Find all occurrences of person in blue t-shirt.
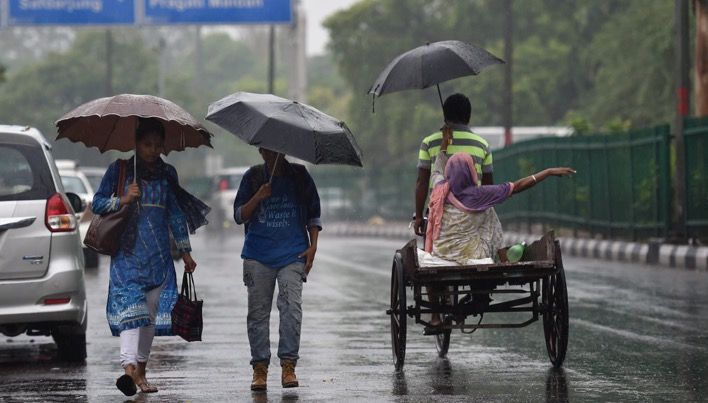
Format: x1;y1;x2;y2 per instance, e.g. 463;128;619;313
233;147;321;392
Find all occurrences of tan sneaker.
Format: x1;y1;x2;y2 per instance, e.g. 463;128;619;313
250;362;268;391
281;360;299;388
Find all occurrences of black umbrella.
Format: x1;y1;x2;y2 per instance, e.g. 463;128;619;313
367;40;504;109
206;92;363;167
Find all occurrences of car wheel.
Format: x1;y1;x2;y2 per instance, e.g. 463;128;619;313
83;248;99;269
52;326;87;362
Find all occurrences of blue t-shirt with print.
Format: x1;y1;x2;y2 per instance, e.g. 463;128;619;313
233;165;320;269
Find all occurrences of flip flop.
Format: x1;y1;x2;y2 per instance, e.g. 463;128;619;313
137;381;159;393
115;374;137;396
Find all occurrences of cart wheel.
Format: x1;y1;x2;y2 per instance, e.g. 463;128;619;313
390;253;407;371
542;243;569;368
435;316;452;358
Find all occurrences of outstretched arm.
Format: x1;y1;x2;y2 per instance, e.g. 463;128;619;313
512;168;576;195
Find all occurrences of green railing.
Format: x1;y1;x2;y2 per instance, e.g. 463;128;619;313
683;117;708;240
493;125;672;241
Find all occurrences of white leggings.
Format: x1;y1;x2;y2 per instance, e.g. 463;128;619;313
120;283;164;368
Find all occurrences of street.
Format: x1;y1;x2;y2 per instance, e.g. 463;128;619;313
1;231;707;402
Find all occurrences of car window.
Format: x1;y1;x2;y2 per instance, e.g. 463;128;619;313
61;175;88;194
0;144;54;201
85;174;102;192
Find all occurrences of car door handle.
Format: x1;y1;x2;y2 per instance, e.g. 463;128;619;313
23;256;44;265
0;217;36;231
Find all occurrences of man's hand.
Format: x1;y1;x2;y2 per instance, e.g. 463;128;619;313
182;252;197;273
254;183;272;202
298;245;317;274
441;124;453;152
414;215;425;236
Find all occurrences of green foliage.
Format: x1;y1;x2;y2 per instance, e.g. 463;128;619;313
324;0;671;176
577;0;675;128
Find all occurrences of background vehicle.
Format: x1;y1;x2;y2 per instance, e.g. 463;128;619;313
56;160;98;269
210;167;249;231
0;125;88;362
78;166;106;195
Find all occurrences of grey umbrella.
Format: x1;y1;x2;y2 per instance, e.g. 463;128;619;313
206;92;363;167
367;40;504;108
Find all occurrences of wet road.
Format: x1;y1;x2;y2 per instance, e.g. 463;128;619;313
1;232;707;402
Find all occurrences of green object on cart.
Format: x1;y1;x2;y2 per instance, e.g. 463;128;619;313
507;242;526;263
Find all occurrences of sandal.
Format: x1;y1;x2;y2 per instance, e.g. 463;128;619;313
137;381;159;393
115;374;137;396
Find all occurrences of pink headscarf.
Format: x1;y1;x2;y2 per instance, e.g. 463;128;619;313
424;153;514;252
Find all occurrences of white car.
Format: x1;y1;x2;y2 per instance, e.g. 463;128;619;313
56;160;99;269
210;167;249;231
0;125;88;361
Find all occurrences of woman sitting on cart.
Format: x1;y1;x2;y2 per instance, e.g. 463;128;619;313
425;125;574;263
425;126;574;327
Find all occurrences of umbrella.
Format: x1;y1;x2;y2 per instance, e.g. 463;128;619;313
367;40;504;109
56;94;213;154
206;92;363;167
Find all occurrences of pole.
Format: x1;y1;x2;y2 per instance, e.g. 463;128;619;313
105;29;113;96
503;0;513;146
673;0;689;241
194;26;203;89
157;36;166;97
268;25;275;93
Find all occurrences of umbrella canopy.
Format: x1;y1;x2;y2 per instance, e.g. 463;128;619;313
206;92;363;167
56;94;213;153
368;40;504;105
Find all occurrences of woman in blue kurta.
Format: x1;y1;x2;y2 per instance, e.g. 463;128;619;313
92;118;208;396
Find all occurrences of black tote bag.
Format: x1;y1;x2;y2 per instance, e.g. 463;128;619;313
172;272;203;342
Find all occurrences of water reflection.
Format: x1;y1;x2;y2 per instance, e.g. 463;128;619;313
429;358;454;395
281;390;300;401
251;391;268;403
545;368;569;403
392;371;408;395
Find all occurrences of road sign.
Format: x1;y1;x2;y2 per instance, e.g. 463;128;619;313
145;0;292;25
8;0;135;25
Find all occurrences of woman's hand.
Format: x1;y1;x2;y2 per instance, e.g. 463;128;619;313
182;252;197;273
298;245;317;274
545;167;576;177
120;183;140;205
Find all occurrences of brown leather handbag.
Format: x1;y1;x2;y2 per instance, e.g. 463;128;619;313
84;160;131;256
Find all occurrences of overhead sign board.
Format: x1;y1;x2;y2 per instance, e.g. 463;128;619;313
8;0;135;25
144;0;292;25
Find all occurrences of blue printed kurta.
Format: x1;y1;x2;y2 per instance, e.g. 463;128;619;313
92;160;191;336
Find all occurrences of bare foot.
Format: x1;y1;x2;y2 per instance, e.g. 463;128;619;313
136;362;158;393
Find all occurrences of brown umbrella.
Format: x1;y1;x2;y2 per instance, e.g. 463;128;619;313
56;94;213;153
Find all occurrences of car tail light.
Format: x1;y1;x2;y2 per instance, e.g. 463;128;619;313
45;193;77;232
44;297;71;305
219;179;229;191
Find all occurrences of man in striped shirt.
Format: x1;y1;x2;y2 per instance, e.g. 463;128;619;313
414;93;494;236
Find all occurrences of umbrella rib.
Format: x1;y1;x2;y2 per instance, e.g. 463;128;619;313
292;103;319;163
101;116;122;152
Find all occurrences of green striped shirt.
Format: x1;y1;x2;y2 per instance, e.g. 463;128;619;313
418;125;493;186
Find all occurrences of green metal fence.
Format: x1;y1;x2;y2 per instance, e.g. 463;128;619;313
683;117;708;240
493;125;672;241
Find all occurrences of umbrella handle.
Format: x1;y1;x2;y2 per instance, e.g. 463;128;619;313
268;153;281;184
437;84;444;110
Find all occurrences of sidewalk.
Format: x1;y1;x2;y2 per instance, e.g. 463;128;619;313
326;222;708;271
